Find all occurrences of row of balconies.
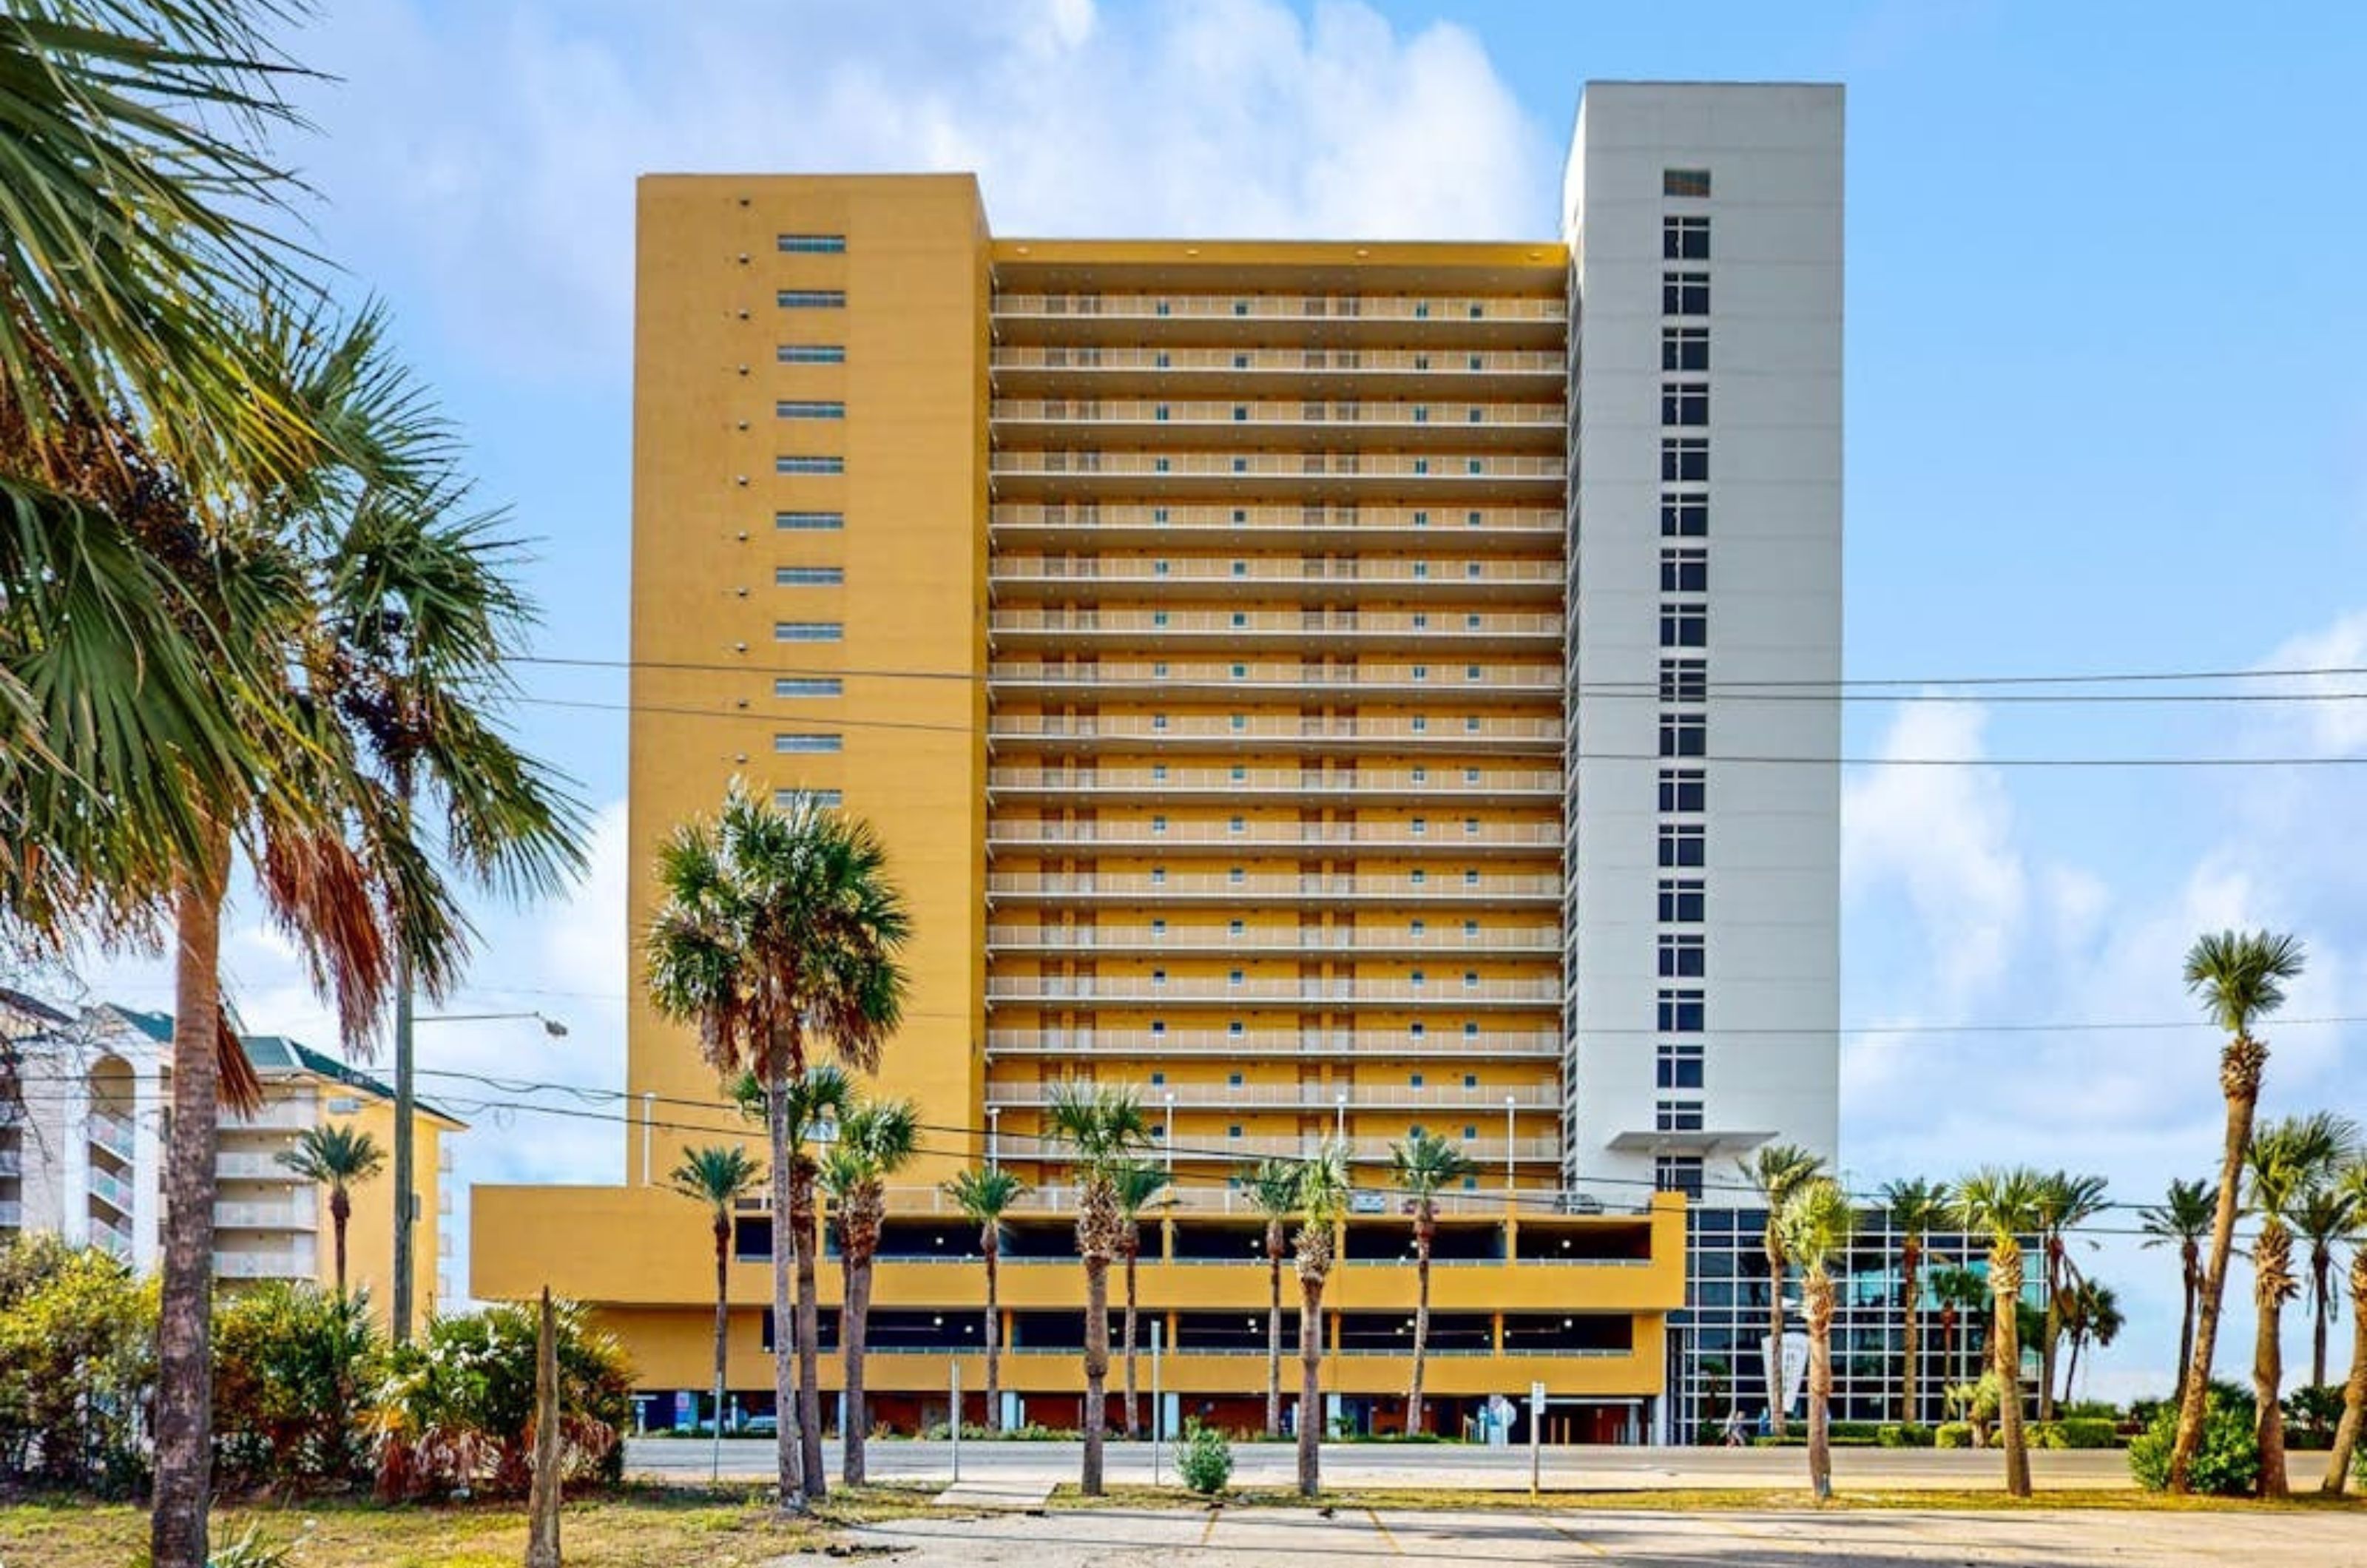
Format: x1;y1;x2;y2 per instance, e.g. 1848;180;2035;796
986;820;1559;852
984;1029;1560;1058
993;502;1561;532
985;872;1560;905
983;1130;1560;1164
985;925;1560;956
988;554;1562;589
986;766;1561;801
983;976;1560;1007
989;659;1561;697
987;399;1564;451
989;344;1564;388
992;292;1564;323
214;1248;317;1280
989;450;1564;498
217;1199;319;1231
982;1081;1561;1112
988;609;1560;649
985;714;1561;753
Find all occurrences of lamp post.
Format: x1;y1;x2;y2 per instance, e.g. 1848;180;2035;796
1164;1092;1175;1175
987;1106;1001;1170
1334;1089;1346;1146
394;1010;567;1343
1504;1095;1516;1194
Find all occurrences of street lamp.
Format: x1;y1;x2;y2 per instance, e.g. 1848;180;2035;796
1504;1095;1516;1194
987;1106;1001;1170
391;1008;570;1342
1334;1089;1346;1145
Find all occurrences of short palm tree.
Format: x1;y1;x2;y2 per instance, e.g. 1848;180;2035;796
2243;1112;2357;1497
1114;1160;1168;1439
1879;1177;1949;1425
2295;1180;2357;1392
1246;1157;1301;1438
820;1095;920;1485
275;1123;386;1299
1929;1263;1989;1389
943;1165;1026;1432
1779;1177;1857;1501
2059;1279;2122;1405
667;1145;766;1441
1293;1140;1351;1498
2030;1171;2108;1421
2138;1177;2217;1410
2169;928;2303;1493
1391;1131;1476;1435
1954;1166;2045;1497
646;783;911;1507
2320;1158;2367;1495
1044;1082;1151;1496
1738;1142;1826;1437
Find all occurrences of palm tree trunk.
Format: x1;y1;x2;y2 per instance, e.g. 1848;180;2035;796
1265;1228;1283;1439
332;1190;351;1299
766;1077;804;1507
2064;1329;2082;1408
1900;1242;1920;1425
1991;1248;2030;1498
792;1168;826;1499
2039;1247;2062;1424
1766;1237;1789;1438
1298;1272;1326;1497
2320;1254;2367;1494
2174;1248;2198;1411
2255;1222;2292;1499
843;1254;871;1486
1407;1214;1432;1435
983;1234;1002;1433
2171;1043;2260;1492
2312;1245;2332;1391
1806;1275;1834;1502
1081;1254;1110;1496
712;1214;731;1442
1122;1240;1140;1439
152;828;230;1568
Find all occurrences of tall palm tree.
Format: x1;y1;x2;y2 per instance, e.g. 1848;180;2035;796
2242;1112;2357;1497
1246;1157;1301;1439
1954;1166;2044;1498
1778;1177;1856;1501
1292;1140;1351;1498
2059;1279;2122;1406
275;1123;386;1298
646;785;911;1507
1928;1263;1986;1393
1113;1160;1168;1439
2170;928;2304;1493
2320;1158;2367;1495
1044;1082;1150;1496
2030;1171;2108;1422
820;1095;920;1486
2294;1180;2357;1392
1737;1142;1825;1437
667;1146;766;1443
2138;1178;2217;1411
944;1165;1026;1433
1391;1131;1476;1436
1879;1177;1949;1425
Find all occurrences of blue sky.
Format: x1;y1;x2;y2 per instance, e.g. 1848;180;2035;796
62;1;2367;1399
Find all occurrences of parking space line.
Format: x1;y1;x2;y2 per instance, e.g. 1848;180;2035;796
1366;1507;1405;1555
1545;1518;1610;1557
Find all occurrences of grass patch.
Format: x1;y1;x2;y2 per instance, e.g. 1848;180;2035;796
1045;1481;2367;1515
0;1482;940;1568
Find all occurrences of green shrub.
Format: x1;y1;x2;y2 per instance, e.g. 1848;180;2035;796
2030;1418;2119;1450
1934;1422;1975;1450
2283;1385;2343;1448
1179;1419;1233;1496
1877;1423;1934;1448
2062;1399;2121;1423
213;1280;383;1490
206;1522;297;1567
0;1234;158;1493
2128;1386;2258;1496
1826;1421;1881;1442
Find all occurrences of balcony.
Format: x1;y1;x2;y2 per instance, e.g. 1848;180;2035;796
0;1199;20;1228
89;1165;137;1214
985;872;1559;906
89;1111;135;1162
987;555;1562;604
988;398;1564;452
986;820;1559;856
989;450;1564;501
226;1096;319;1132
984;1029;1561;1059
985;924;1561;957
989;502;1561;551
0;1146;20;1177
986;765;1560;803
987;609;1560;653
985;1081;1559;1112
988;345;1566;398
985;714;1561;755
215;1198;319;1232
214;1249;314;1280
989;659;1561;702
984;976;1560;1009
215;1150;297;1180
989;292;1567;349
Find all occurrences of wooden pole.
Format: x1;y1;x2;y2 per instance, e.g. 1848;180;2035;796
526;1288;562;1568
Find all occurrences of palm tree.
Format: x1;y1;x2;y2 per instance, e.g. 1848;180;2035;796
2030;1171;2108;1422
1113;1160;1168;1440
1737;1142;1825;1437
2170;928;2304;1493
1246;1157;1301;1439
1293;1140;1351;1498
1044;1082;1150;1496
646;784;911;1507
1954;1166;2044;1498
944;1165;1026;1433
1391;1131;1476;1435
2059;1279;2122;1405
1880;1177;1949;1425
667;1145;766;1442
276;1123;386;1298
2295;1180;2357;1392
1779;1177;1857;1501
2138;1178;2218;1411
820;1095;920;1485
2242;1112;2357;1497
1929;1263;1988;1392
2320;1158;2367;1495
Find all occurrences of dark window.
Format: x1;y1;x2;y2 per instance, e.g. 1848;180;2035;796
1664;215;1711;260
777;289;846;308
1662;327;1709;372
777;234;848;254
1655;1155;1706;1198
1659;658;1708;703
1660;605;1708;648
1658;766;1706;812
1661;493;1708;537
1663;272;1710;315
1658;987;1706;1033
1657;1041;1706;1088
1657;1099;1706;1132
1658;714;1707;757
1664;169;1712;199
1658;934;1707;979
1661;437;1708;483
1658;822;1706;868
1661;382;1709;427
1658;878;1706;923
1661;547;1709;594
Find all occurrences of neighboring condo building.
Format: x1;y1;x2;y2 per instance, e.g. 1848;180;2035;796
0;989;464;1324
476;80;1843;1441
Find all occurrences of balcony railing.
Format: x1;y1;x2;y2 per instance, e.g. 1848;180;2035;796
0;1199;20;1228
89;1111;135;1162
986;765;1561;799
990;294;1567;325
986;821;1560;852
992;503;1562;534
226;1097;319;1132
990;398;1564;435
985;924;1561;956
848;1183;1618;1219
989;659;1561;695
986;714;1560;751
988;609;1559;643
987;556;1563;592
986;873;1559;904
985;1132;1560;1164
990;450;1563;485
216;1199;318;1232
214;1249;315;1280
0;1146;19;1177
990;345;1566;379
89;1166;137;1213
984;1081;1560;1111
985;1029;1561;1058
984;977;1561;1007
215;1151;298;1180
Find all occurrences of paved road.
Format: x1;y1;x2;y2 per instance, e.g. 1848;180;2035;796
627;1436;2337;1492
838;1503;2365;1566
